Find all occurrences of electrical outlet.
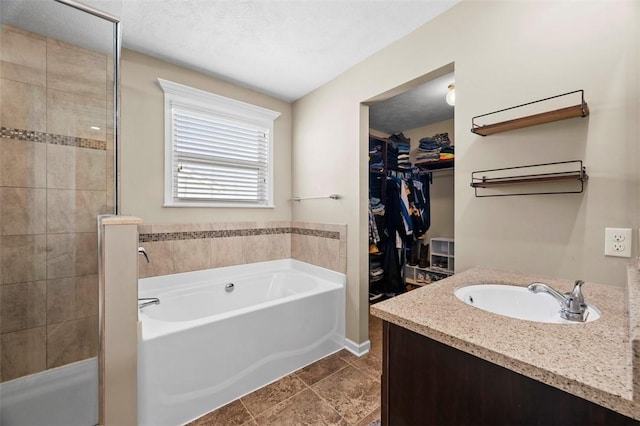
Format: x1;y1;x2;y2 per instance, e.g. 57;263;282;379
604;227;632;258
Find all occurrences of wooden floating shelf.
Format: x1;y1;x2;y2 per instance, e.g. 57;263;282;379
471;90;589;136
471;104;589;136
470;171;588;188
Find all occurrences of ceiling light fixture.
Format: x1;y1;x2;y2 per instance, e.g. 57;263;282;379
446;84;455;106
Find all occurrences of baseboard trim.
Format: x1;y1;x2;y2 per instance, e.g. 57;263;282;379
345;338;371;357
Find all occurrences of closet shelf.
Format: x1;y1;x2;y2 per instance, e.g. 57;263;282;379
416;158;454;171
471;90;589;136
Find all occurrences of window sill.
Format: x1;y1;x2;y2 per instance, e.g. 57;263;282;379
163;202;275;209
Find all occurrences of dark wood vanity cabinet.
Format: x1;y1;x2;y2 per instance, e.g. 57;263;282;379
381;321;638;426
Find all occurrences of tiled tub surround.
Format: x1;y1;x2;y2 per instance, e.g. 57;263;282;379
371;264;640;421
0;24;114;382
138;221;347;278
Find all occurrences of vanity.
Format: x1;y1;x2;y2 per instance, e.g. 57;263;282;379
371;264;640;425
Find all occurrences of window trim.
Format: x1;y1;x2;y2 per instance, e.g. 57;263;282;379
158;78;281;208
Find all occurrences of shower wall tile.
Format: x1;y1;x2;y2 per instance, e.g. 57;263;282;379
290;234;304;261
173;238;211;274
46;144;74;189
0;235;47;284
46;232;98;279
0;187;47;235
243;234;270;264
46;88;106;141
290;223;346;270
106;61;114;131
46;315;97;369
47;189;106;233
210;237;243;269
75;275;98;318
339;231;347;259
138;241;175;279
0;78;46;132
46;277;76;324
106;132;115;211
137;224;152;235
46;275;98;325
1;326;46;381
268;233;290;261
1;26;113;380
46;39;107;100
0;138;47;188
317;236;340;271
0;25;46;86
47;144;107;190
339;256;347;274
291;234;319;265
75;147;107;190
0;280;46;333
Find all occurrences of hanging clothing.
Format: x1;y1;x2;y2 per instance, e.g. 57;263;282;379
381;178;414;295
368;204;380;247
407;177;429;237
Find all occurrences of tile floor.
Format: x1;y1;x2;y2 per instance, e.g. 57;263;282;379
188;312;383;425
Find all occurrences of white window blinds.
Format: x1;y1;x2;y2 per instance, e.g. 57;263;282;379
158;78;280;208
172;108;269;204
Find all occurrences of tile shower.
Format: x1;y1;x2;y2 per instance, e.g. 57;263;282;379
0;24;114;382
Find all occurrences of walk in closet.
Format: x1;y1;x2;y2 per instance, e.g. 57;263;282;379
368;72;456;303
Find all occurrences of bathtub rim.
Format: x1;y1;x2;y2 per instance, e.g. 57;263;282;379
138;259;345;341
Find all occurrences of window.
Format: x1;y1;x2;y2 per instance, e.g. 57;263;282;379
158;78;281;207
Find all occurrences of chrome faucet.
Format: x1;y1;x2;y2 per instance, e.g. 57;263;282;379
527;280;588;322
138;247;149;263
138;297;160;309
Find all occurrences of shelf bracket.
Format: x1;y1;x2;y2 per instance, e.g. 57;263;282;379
470;160;588;197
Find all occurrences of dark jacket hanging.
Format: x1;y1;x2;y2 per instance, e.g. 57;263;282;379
382;178;407;295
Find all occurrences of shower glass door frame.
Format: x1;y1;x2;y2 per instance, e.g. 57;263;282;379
53;2;122;424
0;0;120;424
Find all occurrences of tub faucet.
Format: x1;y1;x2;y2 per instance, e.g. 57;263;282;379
138;297;160;309
138;247;149;263
527;280;588;322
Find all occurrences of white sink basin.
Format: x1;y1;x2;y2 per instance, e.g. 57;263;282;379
454;284;600;324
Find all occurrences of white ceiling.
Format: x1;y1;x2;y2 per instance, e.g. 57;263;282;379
1;0;460;129
369;72;455;134
81;0;460;102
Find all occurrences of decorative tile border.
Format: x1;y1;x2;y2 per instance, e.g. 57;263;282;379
49;133;106;150
0;127;47;143
292;228;340;239
139;227;340;243
0;127;106;150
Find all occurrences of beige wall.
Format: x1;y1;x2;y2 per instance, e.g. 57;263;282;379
293;1;640;344
120;49;293;223
403;119;455;244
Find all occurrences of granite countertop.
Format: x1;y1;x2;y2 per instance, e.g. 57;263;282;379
371;263;640;420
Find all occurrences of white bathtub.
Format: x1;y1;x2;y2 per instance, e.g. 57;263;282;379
137;259;345;426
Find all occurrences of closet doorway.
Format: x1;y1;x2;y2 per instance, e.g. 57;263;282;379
366;67;455;305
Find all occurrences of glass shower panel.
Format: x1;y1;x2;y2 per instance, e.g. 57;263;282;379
0;1;118;424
